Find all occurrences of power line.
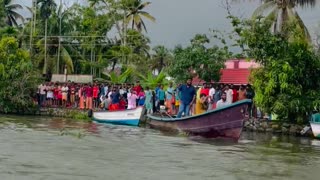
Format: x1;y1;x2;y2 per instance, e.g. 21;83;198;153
30;54;153;58
21;34;149;38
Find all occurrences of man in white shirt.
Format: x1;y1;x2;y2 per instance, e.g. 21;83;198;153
208;83;215;110
216;92;230;109
224;84;233;104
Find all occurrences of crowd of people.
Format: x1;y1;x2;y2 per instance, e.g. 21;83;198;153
36;79;255;117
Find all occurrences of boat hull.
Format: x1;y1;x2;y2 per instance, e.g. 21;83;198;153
310;122;320;138
147;100;251;140
93;107;144;126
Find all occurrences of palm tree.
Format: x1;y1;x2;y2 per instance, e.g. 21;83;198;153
151;45;172;72
4;0;24;27
37;0;57;74
125;0;155;32
252;0;316;42
35;4;82;74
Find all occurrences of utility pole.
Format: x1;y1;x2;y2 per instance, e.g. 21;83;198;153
29;0;34;53
44;18;48;75
123;9;127;65
29;0;37;55
57;0;63;74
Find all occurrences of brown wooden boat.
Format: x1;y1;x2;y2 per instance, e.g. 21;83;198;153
147;99;251;140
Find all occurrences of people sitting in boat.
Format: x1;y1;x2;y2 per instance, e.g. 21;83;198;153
216;92;230;109
177;78;196;118
100;95;111;110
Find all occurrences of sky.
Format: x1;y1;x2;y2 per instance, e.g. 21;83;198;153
15;0;320;49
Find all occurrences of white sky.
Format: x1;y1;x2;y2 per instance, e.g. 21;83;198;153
15;0;320;48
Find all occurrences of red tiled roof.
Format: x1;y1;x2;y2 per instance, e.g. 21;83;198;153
219;69;251;85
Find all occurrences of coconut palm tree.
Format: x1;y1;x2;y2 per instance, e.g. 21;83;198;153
252;0;316;42
37;0;57;74
35;4;83;74
125;0;155;32
4;0;24;27
151;45;172;72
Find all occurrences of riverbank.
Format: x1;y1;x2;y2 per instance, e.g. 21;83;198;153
243;118;313;137
37;108;91;121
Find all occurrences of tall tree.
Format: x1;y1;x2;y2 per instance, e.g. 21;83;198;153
168;34;230;83
37;0;57;74
3;0;24;27
252;0;316;42
0;37;40;113
231;15;320;123
125;0;155;32
151;45;172;72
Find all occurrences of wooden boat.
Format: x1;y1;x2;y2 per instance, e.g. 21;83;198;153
310;113;320;138
92;107;144;126
147;99;251;140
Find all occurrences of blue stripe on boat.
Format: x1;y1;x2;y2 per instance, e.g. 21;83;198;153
93;118;140;126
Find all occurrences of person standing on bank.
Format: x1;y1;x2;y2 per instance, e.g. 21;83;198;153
245;84;255;118
177;78;196;118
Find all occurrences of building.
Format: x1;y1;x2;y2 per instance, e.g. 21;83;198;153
193;59;260;86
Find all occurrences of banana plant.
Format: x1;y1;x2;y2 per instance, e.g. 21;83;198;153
136;70;168;89
105;66;134;84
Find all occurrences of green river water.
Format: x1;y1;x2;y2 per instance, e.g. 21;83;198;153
0;115;320;180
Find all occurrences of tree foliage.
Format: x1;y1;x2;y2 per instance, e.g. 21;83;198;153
252;0;315;43
137;71;168;89
168;34;230;83
125;0;155;32
0;37;40;113
232;16;320;123
150;45;172;72
3;0;24;27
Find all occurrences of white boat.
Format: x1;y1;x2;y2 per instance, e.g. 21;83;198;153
311;113;320;138
92;107;144;126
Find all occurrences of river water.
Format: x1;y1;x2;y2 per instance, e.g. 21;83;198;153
1;115;320;180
